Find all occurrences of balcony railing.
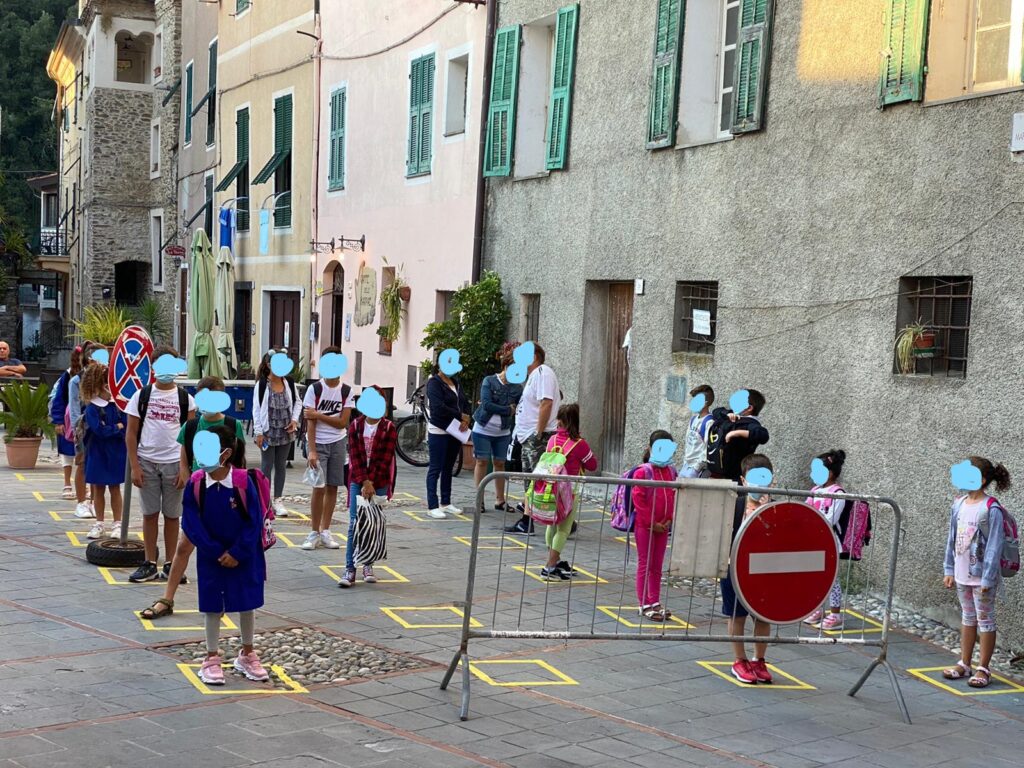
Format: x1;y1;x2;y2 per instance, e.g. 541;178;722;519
38;228;69;257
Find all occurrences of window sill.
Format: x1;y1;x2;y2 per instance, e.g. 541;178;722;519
513;170;550;182
891;372;967;383
151;284;166;293
405;171;431;180
273;226;294;235
924;84;1024;107
676;134;734;151
150;170;161;180
327;184;345;193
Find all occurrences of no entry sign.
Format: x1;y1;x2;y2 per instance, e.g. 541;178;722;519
108;325;154;412
730;500;839;624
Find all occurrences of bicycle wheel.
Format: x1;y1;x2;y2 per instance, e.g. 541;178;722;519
395;415;430;467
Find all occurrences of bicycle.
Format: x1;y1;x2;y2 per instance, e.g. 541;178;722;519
394;384;464;476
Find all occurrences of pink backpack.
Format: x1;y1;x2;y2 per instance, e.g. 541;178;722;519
191;468;277;551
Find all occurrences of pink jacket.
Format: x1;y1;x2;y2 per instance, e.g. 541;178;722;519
547;430;598;477
632;464;678;528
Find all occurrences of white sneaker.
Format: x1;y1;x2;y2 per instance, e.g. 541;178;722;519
106;522;121;537
87;521;104;539
427;508;447;519
320;530;340;549
75;501;95;519
301;531;321;550
272;498;288;518
444;504;463;515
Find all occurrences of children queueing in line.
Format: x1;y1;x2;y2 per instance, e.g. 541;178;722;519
49;345;84;499
632;430;678;620
942;457;1011;689
804;449;848;631
540;404;597;581
679;384;714;478
81;363;127;540
720;453;775;684
71;342;103;519
182;425;269;685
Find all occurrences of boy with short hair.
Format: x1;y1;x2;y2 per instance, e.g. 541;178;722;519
680;384;715;478
177;376;245;474
125;345;196;583
302;346;354;550
707;388;769;482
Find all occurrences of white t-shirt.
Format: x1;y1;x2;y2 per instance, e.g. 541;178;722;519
954;497;988;587
682;413;712;470
302;380;354;445
473;413;509;438
126;386;195;464
362;420;379;455
514;364;560;441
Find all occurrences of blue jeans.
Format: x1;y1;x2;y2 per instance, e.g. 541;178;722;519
346;482;387;569
426;433;461;510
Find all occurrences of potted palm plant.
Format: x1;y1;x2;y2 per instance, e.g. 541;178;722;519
894;320;937;374
0;382;56;468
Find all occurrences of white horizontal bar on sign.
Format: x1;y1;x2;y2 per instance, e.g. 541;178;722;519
747;551;825;575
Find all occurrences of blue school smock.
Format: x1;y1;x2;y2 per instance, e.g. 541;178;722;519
181;474;265;614
48;370;75;457
83;401;127;485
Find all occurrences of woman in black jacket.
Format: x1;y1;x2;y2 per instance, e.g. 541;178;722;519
425;365;471;518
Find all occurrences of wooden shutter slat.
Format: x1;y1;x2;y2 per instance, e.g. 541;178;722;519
646;0;684;149
878;0;930;107
546;4;579;170
730;0;773;134
484;25;522;177
407;55;434;176
329;89;345;189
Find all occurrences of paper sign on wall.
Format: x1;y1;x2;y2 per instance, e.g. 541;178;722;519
692;309;712;336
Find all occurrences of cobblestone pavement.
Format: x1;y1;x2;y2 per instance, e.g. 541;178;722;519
2;446;1024;768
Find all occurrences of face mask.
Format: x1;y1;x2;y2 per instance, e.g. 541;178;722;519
155;373;176;384
649;458;671;468
202;450;230;474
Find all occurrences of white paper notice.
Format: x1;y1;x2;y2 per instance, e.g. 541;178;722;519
446;418;471;444
692;309;712;336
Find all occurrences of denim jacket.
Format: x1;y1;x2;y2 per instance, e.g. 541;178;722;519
472;374;523;431
943;496;1005;588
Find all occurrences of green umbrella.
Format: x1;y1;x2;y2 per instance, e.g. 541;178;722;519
187;229;222;378
214;245;237;377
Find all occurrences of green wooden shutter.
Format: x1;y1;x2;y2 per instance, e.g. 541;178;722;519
236;0;250;13
274;95;293;227
184;63;193;144
646;0;684;149
237;108;249;230
484;25;522;177
407;55;434;176
545;4;580;170
206;41;218;146
328;89;346;190
878;0;930;107
731;0;774;134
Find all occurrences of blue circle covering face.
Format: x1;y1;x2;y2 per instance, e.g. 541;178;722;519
729;389;750;415
319;352;348;379
357;388;386;419
950;460;982;491
193;431;222;469
810;458;830;486
270;353;294;377
689;393;706;413
153;354;186;378
91;348;110;365
195;388;231;415
439;349;463;376
649;439;677;465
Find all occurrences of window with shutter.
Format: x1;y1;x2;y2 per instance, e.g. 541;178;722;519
731;0;773;133
879;0;930;106
329;88;347;190
484;26;522;177
184;62;193;145
407;54;435;177
545;5;579;170
647;0;684;149
236;108;250;230
236;0;250;15
207;41;218;146
274;94;293;228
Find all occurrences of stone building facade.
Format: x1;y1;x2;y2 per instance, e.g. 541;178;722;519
482;0;1024;638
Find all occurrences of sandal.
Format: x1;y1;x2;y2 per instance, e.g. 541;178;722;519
639;606;667;622
652;603;673;618
942;660;973;680
140;598;174;620
968;667;991;688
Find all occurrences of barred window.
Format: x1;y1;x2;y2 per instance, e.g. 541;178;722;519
673;281;718;355
895;276;973;378
521;294;540;341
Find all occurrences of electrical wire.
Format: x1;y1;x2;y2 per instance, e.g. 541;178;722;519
320;3;461;61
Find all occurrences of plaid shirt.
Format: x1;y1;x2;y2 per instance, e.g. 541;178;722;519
347;416;397;492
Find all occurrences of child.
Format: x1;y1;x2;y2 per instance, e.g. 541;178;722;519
50;345;84;499
708;389;769;482
177;376;245;473
540;404;597;581
632;430;677;619
253;349;302;517
804;449;847;630
942;456;1011;689
679;384;714;478
71;342;103;518
720;453;774;684
81;363;127;540
339;386;398;588
125;346;196;583
181;425;268;685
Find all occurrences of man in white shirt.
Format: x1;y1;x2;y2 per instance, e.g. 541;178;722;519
505;343;560;535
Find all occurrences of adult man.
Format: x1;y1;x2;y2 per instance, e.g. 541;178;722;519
0;341;26;378
505;343;560;535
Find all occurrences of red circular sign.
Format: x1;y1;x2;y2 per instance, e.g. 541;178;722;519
731;500;839;624
108;325;154;412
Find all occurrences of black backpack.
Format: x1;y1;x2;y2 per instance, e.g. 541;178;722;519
183;415;238;468
297;380;351;458
704;413;738;477
137;384;190;431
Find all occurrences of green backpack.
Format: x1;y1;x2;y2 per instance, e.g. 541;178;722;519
525;440;579;521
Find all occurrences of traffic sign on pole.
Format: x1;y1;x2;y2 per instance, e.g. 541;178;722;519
730;500;839;624
108;325;154;412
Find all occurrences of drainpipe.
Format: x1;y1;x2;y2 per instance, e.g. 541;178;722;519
470;0;498;283
310;1;324;364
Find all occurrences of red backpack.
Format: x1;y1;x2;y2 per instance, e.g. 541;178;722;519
191;468;277;551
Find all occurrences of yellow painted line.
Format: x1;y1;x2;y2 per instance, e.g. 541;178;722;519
97;567;165;586
67;531;143;548
402;510;471;523
33;491;45;502
277;532;347;548
279;510;311;521
465;659;578;687
453;535;527;550
135;610;237;632
513;564;607;584
394;492;422;501
597;605;695;630
49;511;66;521
821;609;884;636
380;606;482;630
176;663;307;695
14;473;26;481
319;564;408;584
697;661;816;690
613;535;637;549
906;666;1024;696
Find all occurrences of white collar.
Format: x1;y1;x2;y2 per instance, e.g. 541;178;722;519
204;470;233;489
90;397;109;406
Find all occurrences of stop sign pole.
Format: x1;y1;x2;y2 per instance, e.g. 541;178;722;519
730;500;840;625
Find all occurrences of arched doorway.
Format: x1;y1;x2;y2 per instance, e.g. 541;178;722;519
323;261;345;348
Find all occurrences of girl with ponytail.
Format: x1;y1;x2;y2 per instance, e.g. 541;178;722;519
804;449;847;631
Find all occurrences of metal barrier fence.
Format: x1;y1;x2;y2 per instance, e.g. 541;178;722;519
440;473;910;723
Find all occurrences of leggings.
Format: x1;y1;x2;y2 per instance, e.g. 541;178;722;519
828;578;843;610
205;610;255;653
545;509;577;554
260;442;290;498
634;526;669;606
957;583;997;633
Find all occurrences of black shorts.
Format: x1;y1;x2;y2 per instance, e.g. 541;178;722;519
719;574;749;619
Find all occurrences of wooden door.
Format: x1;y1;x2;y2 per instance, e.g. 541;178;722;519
269;291;301;360
602;283;634;474
330;267;345;347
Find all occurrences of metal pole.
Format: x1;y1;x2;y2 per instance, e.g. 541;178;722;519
119;456;131;544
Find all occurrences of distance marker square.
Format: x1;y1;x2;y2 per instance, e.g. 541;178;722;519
597;605;695;630
453;535;527;550
614;535;637;549
320;564;408;584
277;532;346;548
696;661;816;690
176;663;307;695
134;610;237;632
403;510;472;523
394;492;423;502
66;531;143;548
513;565;607;584
466;659;578;687
279;509;311;521
906;666;1024;696
821;609;884;636
97;567;167;586
380;606;482;629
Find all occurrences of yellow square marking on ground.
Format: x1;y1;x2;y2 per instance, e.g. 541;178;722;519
380;606;482;629
67;531;143;548
320;564;409;584
97;567;166;586
33;491;45;502
15;473;26;481
453;535;527;550
395;492;422;501
135;610;237;632
276;532;346;548
597;605;695;630
279;510;311;521
906;666;1024;696
176;663;307;695
613;535;637;549
821;609;884;636
696;661;816;690
49;510;70;521
513;565;607;584
403;510;472;523
465;659;578;687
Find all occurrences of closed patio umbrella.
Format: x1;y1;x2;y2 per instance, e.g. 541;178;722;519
214;244;237;377
187;229;222;378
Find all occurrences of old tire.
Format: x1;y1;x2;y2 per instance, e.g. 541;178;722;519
85;538;153;568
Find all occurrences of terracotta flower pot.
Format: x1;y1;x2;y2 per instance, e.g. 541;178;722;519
5;436;42;469
913;331;936;350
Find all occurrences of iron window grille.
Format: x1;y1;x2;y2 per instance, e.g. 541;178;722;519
894;276;973;378
673;281;718;355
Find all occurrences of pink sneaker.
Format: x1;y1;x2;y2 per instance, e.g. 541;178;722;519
199;655;225;685
803;608;823;626
820;612;845;631
731;659;757;684
234;650;270;682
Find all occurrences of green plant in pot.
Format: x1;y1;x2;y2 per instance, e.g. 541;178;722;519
894;320;937;374
379;280;406;345
0;382;56;469
72;304;132;347
133;298;170;344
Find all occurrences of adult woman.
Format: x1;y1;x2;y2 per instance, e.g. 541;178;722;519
471;354;522;513
253;349;301;518
425;364;470;519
